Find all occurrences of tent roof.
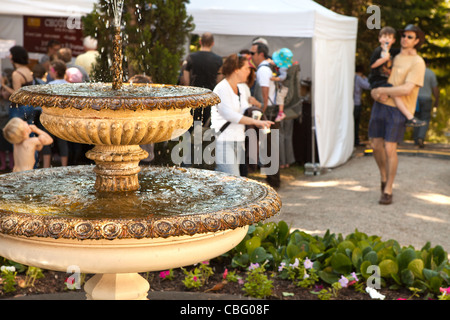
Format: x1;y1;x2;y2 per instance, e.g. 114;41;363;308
186;0;357;40
0;0;357;40
0;0;95;17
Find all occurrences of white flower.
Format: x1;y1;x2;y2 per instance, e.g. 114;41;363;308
366;286;385;300
1;265;16;273
304;258;314;270
289;258;299;268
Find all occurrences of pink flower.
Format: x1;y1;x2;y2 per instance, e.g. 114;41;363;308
348;280;356;286
440;287;450;294
248;263;260;271
159;270;170;279
397;298;407;300
193;276;198;282
338;275;349;288
223;268;228;280
313;285;324;293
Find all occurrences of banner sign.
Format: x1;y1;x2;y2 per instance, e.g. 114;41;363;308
23;15;85;57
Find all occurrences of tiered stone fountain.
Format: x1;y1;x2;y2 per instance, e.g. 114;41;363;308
0;9;281;300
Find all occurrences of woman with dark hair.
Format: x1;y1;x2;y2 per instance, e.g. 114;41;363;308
42;59;69;168
211;53;273;176
1;46;35;123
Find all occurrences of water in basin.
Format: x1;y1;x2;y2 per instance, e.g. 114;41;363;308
0;166;267;220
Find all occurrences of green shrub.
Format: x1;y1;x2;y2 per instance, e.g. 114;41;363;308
227;222;450;296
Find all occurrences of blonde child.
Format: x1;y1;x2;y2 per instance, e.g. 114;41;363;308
369;26;425;127
2;117;53;172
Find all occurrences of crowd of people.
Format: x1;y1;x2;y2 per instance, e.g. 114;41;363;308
0;25;439;204
181;33;302;189
0;32;302;191
0;37;99;172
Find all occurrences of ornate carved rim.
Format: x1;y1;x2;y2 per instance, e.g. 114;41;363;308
0;168;281;240
10;83;221;111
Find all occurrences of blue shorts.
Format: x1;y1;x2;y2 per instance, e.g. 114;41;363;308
368;101;406;143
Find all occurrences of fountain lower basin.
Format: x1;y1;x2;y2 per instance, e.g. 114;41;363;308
0;166;281;299
0;227;248;300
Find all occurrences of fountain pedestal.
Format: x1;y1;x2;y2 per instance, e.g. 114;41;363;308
85;273;150;300
86;145;148;192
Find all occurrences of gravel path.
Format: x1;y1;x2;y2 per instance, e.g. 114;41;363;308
270;153;450;254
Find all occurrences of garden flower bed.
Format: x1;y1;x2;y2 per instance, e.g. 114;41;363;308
1;221;449;300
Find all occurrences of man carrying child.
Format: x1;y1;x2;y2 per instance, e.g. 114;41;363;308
369;25;426;205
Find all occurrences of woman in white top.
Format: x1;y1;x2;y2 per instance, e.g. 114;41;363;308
211;54;273;176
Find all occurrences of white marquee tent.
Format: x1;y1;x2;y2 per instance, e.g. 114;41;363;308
0;0;358;168
186;0;358;169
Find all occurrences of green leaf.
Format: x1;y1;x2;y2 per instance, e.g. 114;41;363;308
408;259;424;280
263;222;276;237
351;247;363;269
420;241;431;252
250;247;268;263
363;251;378;265
286;243;301;259
360;261;372;279
253;227;265;240
423;268;439;280
379;259;399;278
282;292;295;297
231;253;249;268
318;271;340;284
429;276;443;294
432;245;446;266
397;248;417;271
391;273;402;285
247;224;257;235
245;236;261;255
338;240;356;253
331;253;353;274
309;243;322;254
276;221;290;246
401;269;415;286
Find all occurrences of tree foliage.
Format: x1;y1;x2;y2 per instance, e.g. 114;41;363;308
82;0;194;84
316;0;450;143
316;0;450;84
